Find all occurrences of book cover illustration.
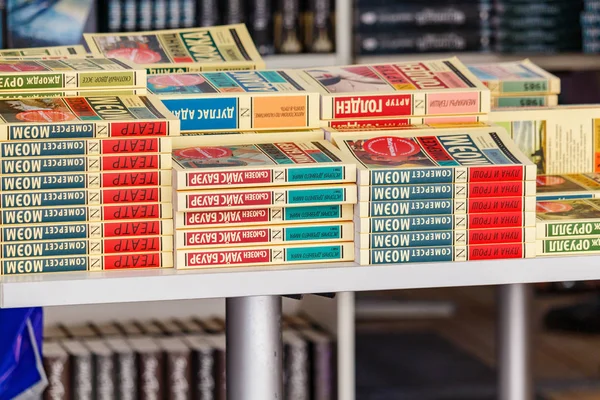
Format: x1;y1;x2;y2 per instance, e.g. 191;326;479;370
147;70;320;132
84;24;265;74
536;173;600;200
334;127;536;185
490;106;600;175
301;57;490;119
0;58;145;92
0;95;179;140
173;141;356;189
467;59;560;95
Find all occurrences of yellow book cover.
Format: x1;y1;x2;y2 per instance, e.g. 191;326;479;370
0;58;146;92
490;105;600;175
0;94;180;140
300;57;491;120
332;126;536;186
84;24;265;74
0;45;88;57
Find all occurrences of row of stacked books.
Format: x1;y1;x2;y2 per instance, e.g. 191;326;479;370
43;314;336;400
0;56;180;275
582;0;600;52
96;0;335;56
355;0;584;55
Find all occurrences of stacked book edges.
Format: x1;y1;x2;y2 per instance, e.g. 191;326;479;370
0;94;179;275
172;140;358;269
330;126;537;265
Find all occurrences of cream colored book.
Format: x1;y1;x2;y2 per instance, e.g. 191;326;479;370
0;58;146;92
84;24;265;74
175;184;358;212
358;227;536;249
491;94;558;109
172;129;324;147
490;105;600;175
0;94;180;140
331;126;536;185
321;114;489;130
467;59;560;95
175;221;354;249
176;242;354;269
147;70;320;132
0;45;88;57
172;140;357;190
175;204;354;229
300;57;491;120
357;242;536;265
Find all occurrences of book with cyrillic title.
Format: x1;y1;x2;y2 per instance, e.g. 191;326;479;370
0;58;146;92
467;59;560;95
147;70;320;132
300;57;491;120
172;141;357;190
84;24;265;74
332;127;536;185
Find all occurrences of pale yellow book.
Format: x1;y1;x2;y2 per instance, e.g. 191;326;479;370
84;24;265;74
321;114;489;130
491;94;558;109
176;242;354;269
467;59;560;95
330;126;536;185
172;140;357;190
172;129;324;147
174;221;354;249
0;45;88;57
490;105;600;175
300;57;491;120
147;69;320;132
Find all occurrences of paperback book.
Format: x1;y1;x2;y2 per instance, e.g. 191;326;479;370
0;45;87;57
84;24;265;74
537;198;600;239
359;227;536;248
467;59;560;95
0;95;180;140
175;184;357;211
332;127;536;185
536;173;600;200
147;70;320;132
301;57;491;120
358;242;536;265
172;140;357;190
176;242;353;269
490;105;600;174
0;58;146;92
175;222;354;248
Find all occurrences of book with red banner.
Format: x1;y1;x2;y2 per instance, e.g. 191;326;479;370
300;57;490;120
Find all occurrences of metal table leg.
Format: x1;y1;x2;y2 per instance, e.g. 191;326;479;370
497;283;533;400
226;295;283;400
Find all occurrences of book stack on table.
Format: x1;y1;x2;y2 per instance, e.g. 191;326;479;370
171;140;358;269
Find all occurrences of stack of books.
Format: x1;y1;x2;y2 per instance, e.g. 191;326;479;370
171;140;357;269
537;198;600;257
330;127;537;265
468;59;561;109
0;94;179;275
43;314;335;399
